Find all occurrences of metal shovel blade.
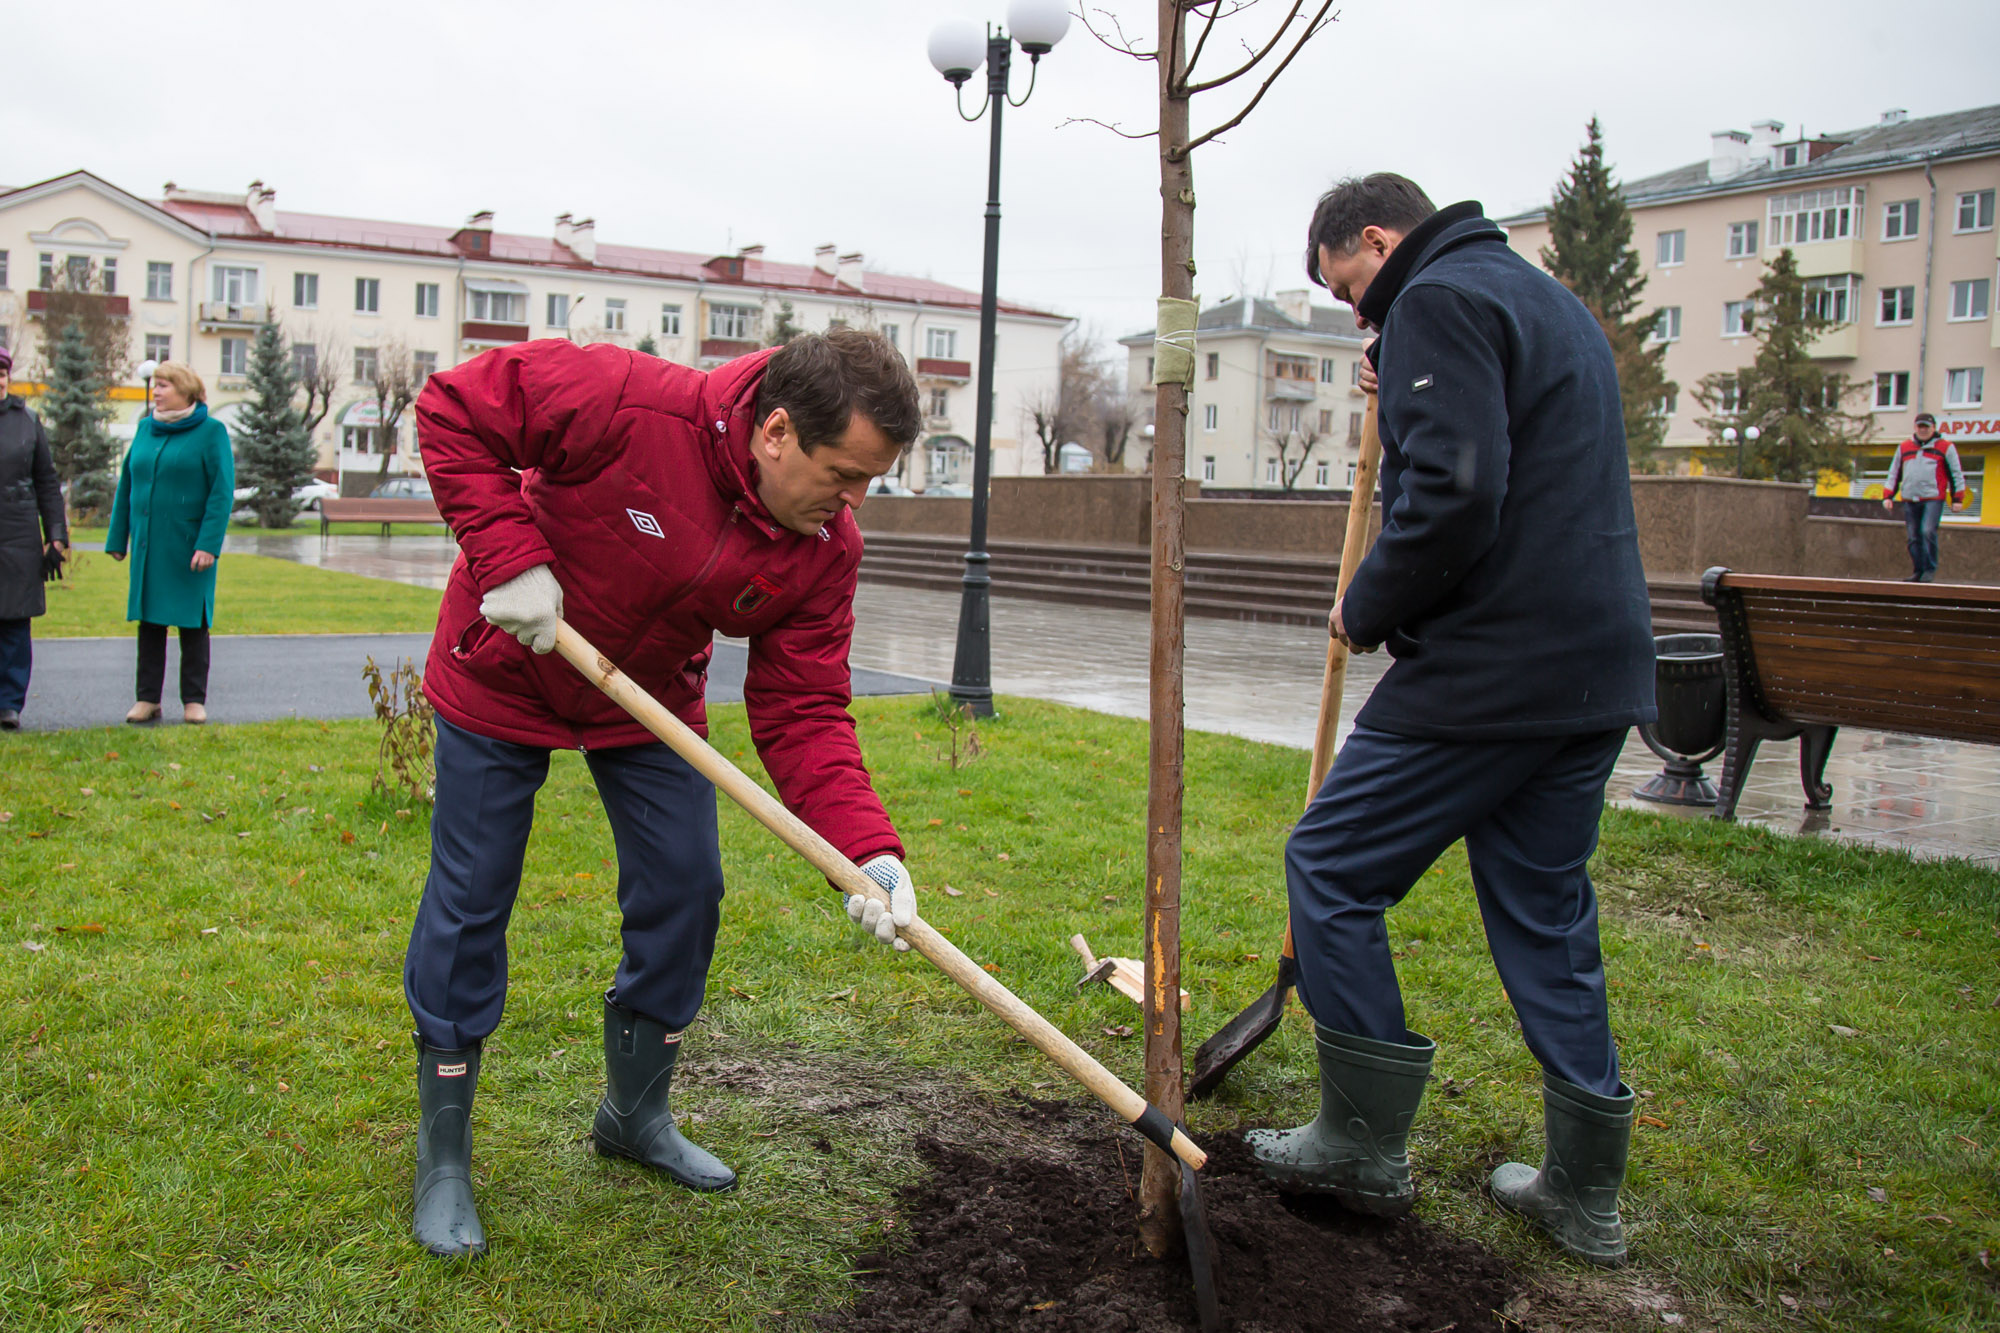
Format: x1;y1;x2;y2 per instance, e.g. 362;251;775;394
1180;1158;1224;1331
1188;953;1295;1100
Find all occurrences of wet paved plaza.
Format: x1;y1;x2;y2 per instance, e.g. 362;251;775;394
228;533;2000;869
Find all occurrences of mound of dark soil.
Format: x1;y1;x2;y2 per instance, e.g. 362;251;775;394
822;1106;1523;1333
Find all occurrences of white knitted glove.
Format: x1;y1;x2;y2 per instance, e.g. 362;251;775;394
480;564;563;655
849;855;918;952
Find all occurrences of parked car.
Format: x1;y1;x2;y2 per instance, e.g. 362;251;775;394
368;477;433;500
230;479;342;520
869;478;915;497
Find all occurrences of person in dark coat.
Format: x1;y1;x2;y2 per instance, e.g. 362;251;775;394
105;360;234;724
0;346;69;730
1245;174;1656;1267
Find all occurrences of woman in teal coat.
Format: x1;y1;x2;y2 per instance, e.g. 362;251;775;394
106;361;233;724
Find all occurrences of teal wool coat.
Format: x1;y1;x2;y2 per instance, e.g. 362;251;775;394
106;406;234;627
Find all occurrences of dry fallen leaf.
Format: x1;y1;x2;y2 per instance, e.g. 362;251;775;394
926;818;943;827
1636;1114;1669;1129
996;852;1010;861
574;872;594;880
1867;1186;1889;1203
957;788;972;796
1830;1024;1861;1038
200;927;218;936
981;963;999;973
104;751;119;761
340;830;356;845
22;940;46;953
1103;1025;1134;1038
943;886;964;898
75;922;106;934
168;762;182;771
78;788;95;798
1240;953;1262;962
983;888;999;898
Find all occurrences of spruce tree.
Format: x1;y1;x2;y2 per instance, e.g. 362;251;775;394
1693;249;1871;482
635;333;659;356
766;299;802;346
1541;118;1674;467
235;321;317;527
41;320;120;519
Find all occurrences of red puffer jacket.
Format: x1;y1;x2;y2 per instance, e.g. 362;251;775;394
416;338;901;865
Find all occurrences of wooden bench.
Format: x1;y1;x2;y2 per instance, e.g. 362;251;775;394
1700;568;2000;819
319;497;449;538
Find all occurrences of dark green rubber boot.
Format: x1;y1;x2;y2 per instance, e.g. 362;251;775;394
412;1037;487;1258
1245;1025;1436;1217
1490;1075;1636;1267
592;995;736;1192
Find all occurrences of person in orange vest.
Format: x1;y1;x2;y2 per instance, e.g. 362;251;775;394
1882;413;1968;582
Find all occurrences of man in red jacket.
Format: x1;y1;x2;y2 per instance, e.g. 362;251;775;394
403;329;923;1257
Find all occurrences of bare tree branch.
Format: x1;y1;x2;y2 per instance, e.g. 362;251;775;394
1183;0;1260;79
1182;0;1336;155
1182;0;1306;94
1059;116;1160;140
1078;6;1155;58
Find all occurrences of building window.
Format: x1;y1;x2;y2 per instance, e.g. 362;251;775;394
1207;352;1220;380
1314;459;1330;487
355;277;380;314
469;289;525;322
1267;403;1280;431
0;251;8;288
353;347;379;384
101;259;117;294
1879;286;1916;326
1318;357;1336;383
880;322;898;348
928;387;949;417
211;265;260;305
416;283;440;318
926;327;957;358
1653;307;1681;342
1717;378;1742;414
1804;275;1858;324
1145;356;1155;382
1318;409;1332;433
1948;279;1991;322
1203;403;1218;431
548;293;570;328
219;338;249;377
1725;221;1758;258
290;343;317;383
1350;361;1363;386
604;298;627;332
1722;300;1755;336
1775;142;1806;168
1348;412;1362;445
661;304;683;336
39;253;54;288
1945;367;1985;408
1956;189;1996;233
1874;371;1910;409
1884;200;1920;240
64;256;91;289
1769;186;1861;245
710;303;757;340
145;334;171;363
1655;230;1685;266
413;350;438;384
1264;457;1280;485
1656;387;1678;417
1201;455;1216;481
342;425;392;454
145;261;171;300
292;273;317;308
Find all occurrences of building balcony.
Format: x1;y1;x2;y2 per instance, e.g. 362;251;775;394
26;289;130;319
197;300;266;329
460;320;531;347
1785;238;1864;280
700;338;761;365
917;357;972;383
1265;377;1318;401
1808;323;1858;360
924;414;954;433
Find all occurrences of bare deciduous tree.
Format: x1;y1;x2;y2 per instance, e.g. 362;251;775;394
288;322;345;435
366;338;422;483
1269;416;1321;491
29;259;133;387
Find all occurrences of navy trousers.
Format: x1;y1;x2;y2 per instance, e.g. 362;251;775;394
1903;498;1943;578
1285;724;1627;1095
0;618;29;712
405;714;726;1050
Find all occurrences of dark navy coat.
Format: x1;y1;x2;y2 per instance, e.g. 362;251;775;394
1339;202;1656;740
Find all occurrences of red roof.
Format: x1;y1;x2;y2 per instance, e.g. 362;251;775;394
152;197;1058;319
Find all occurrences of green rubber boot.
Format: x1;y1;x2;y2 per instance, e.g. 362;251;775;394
1245;1025;1435;1217
1490;1075;1635;1267
412;1037;487;1258
592;995;736;1192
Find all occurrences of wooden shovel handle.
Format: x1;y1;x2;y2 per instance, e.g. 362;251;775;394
554;621;1206;1171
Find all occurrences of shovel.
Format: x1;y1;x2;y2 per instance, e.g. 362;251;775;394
552;620;1207;1172
1190;395;1382;1099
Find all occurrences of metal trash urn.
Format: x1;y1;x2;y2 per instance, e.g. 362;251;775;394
1634;633;1727;806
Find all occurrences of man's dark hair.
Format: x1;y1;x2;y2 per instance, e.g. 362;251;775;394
756;327;921;453
1304;174;1438;286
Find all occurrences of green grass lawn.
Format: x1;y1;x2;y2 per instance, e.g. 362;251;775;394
38;547;443;638
70;521;453;542
2;700;1995;1331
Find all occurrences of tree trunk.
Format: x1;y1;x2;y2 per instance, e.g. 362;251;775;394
1139;0;1193;1261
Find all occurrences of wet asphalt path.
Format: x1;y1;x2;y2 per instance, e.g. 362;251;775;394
13;634;938;733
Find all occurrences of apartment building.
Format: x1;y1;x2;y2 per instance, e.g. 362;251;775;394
1502;103;2000;524
1119;293;1371;489
0;170;1068;489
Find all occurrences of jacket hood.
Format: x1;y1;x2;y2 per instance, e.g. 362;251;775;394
696;349;779;527
1357;201;1502;328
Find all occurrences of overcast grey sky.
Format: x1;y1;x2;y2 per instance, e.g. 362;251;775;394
6;1;1996;354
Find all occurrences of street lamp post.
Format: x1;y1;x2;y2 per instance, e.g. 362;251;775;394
927;0;1068;718
136;358;158;423
1722;423;1762;477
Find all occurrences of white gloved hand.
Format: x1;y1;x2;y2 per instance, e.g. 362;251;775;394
480;563;563;655
849;855;918;952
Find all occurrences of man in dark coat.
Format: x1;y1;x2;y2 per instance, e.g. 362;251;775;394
0;345;69;730
1245;175;1655;1267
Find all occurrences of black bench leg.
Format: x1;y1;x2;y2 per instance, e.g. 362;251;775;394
1798;726;1837;811
1713;722;1761;822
